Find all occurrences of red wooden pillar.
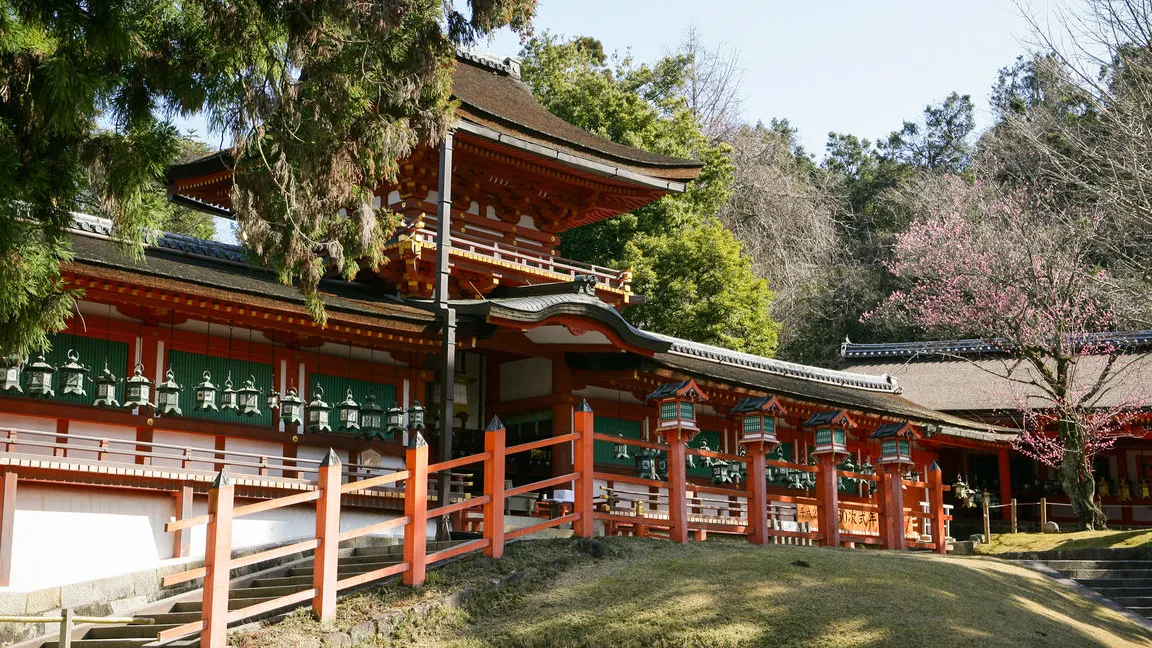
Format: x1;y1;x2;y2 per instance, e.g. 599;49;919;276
202;470;234;648
874;472;889;549
573;399;596;538
885;469;907;550
483;417;506;558
551;360;573;479
173;484;194;558
403;433;429;586
816;454;840;548
998;448;1012;521
0;471;16;587
746;447;769;545
928;461;947;554
312;449;342;621
667;430;689;544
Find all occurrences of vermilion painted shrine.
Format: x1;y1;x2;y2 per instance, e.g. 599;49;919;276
0;51;1022;646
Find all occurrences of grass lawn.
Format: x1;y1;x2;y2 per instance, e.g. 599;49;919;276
976;529;1152;554
236;537;1152;648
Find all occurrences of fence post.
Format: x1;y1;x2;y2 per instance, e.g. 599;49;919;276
666;430;690;543
746;445;769;545
928;461;946;554
483;417;506;558
202;470;234;648
982;490;991;544
573;399;596;539
875;470;888;549
0;471;17;587
816;455;841;548
1011;498;1018;534
403;433;429;586
312;449;342;622
883;468;907;550
60;608;73;648
1040;497;1047;529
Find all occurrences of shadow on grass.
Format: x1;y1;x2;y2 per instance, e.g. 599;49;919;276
434;539;1152;648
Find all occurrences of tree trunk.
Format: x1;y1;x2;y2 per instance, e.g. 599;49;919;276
1058;440;1107;530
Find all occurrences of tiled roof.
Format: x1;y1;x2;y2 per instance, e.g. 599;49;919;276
840;331;1152;359
71;213;249;265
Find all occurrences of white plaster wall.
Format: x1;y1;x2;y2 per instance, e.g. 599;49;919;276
7;484;175;592
151;430;215;471
225;437;285;478
65;422;137;463
499;357;551;402
0;413;56;456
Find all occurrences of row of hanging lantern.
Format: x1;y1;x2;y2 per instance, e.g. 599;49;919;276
3;349;424;440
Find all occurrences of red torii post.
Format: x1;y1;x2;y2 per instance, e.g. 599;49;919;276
646;379;709;544
732;395;789;545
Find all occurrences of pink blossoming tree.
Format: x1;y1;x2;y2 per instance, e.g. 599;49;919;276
868;177;1138;529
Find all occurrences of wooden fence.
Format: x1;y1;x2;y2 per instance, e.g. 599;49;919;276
156;400;950;647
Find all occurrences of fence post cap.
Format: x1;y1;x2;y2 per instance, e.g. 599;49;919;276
576;398;593;413
486;415;504;432
408;431;428;449
928;461;941;472
212;468;232;489
320;447;341;467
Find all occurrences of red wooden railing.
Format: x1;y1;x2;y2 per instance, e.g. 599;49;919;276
151;401;950;647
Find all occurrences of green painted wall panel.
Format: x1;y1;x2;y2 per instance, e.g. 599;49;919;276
687;429;722;478
168;349;274;427
2;333;128;407
309;373;398;436
593;416;641;468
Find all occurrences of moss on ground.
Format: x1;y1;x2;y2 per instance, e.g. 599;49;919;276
976;529;1152;554
233;537;1152;648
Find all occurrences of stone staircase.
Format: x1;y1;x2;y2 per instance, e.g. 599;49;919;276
28;540;461;648
1006;548;1152;625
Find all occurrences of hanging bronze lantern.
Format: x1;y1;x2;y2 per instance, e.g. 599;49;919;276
25;355;55;398
613;434;631;460
361;393;384;438
155;369;183;417
385;401;406;437
123;363;152;410
407;400;425;431
280;387;304;426
336;388;360;433
306;385;331;433
58;349;89;397
2;355;23;394
220;373;239;413
93;361;120;408
194;371;218;411
237;376;261;417
266;387;281;412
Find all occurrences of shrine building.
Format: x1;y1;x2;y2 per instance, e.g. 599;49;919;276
0;51;1004;614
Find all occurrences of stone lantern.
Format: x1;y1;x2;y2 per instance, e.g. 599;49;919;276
803;410;856;457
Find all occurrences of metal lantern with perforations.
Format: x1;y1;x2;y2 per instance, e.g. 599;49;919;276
733;394;787;451
359;393;383;438
385;401;406;437
156;369;183;417
336;388;361;433
93;362;120;408
194;371;218;411
407;400;425;431
280;387;303;426
1;355;22;394
803;410;856;457
26;355;55;398
124;363;152;410
220;374;239;413
306;385;331;433
58;349;89;397
237;376;261;417
266;387;281;413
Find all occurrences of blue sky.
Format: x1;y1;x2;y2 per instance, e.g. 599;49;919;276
178;0;1065;156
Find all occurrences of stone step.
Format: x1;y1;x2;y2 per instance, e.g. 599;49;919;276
289;561;399;577
351;540;457;557
85;624;180;639
137;612;204;625
1123;606;1152;618
1085;586;1152;598
340;553;406;566
1105;596;1152;608
1076;577;1152;589
1041;560;1152;571
171;597;278;613
251;575;323;588
1054;568;1152;579
229;584;310;599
